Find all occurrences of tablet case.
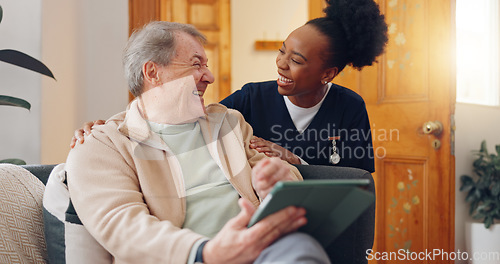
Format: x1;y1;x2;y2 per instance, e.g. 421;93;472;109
247;179;375;248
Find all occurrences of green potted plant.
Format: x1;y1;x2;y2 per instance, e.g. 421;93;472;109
0;4;56;164
460;140;500;228
460;140;500;263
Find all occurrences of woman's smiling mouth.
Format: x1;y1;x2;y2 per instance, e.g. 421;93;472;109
277;74;294;86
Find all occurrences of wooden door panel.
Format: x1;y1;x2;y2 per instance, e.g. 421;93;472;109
131;0;230;105
377;156;427;260
310;0;455;263
188;0;219;30
381;0;429;103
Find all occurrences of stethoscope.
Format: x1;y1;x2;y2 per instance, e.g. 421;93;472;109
328;136;341;165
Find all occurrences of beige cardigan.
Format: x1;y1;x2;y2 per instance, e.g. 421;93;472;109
66;100;302;264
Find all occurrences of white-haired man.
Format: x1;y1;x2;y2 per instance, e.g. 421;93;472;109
66;21;330;264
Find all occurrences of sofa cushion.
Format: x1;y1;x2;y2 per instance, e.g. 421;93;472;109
43;163;112;264
0;164;47;263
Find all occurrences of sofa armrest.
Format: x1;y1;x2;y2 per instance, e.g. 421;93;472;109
22;164;57;186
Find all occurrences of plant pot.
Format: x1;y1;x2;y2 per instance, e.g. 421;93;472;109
465;221;500;264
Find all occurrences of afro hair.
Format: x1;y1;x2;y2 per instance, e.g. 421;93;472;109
314;0;388;70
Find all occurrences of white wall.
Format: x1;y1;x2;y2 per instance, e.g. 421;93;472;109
230;0;308;92
41;0;128;164
0;0;42;164
454;103;500;261
0;0;128;165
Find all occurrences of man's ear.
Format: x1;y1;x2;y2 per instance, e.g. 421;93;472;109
321;67;339;84
143;61;161;86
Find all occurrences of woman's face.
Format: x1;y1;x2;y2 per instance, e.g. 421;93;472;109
276;24;334;100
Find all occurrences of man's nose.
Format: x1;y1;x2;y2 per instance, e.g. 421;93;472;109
203;68;215;84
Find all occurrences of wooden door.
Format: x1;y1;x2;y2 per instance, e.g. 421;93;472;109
128;0;231;104
311;0;456;263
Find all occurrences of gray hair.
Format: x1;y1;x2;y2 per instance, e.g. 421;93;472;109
123;21;206;96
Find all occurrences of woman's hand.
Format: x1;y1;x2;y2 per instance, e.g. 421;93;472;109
70;120;105;148
250;136;301;164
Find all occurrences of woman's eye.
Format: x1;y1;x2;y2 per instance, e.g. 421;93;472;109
278;49;285;54
292;59;302;65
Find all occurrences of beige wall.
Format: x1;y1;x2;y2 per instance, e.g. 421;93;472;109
230;0;308;92
41;0;129;164
454;103;500;261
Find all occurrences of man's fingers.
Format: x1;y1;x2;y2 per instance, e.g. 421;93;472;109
251;206;307;245
229;198;256;228
254;157;282;181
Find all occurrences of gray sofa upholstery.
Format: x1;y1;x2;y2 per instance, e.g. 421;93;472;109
0;163;375;263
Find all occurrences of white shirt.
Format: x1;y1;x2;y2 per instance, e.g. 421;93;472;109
284;83;331;134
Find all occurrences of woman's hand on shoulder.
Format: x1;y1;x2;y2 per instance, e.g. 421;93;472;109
70;120;106;148
250;136;301;165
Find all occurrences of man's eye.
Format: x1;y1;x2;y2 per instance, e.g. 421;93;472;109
278;49;285;54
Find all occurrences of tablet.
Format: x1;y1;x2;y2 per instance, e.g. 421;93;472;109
247;179;375;248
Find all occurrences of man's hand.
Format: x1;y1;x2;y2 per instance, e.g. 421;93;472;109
250;136;301;164
70;120;105;148
252;157;294;199
203;198;306;264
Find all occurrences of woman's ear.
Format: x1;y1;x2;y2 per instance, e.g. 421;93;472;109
322;67;339;84
143;61;161;86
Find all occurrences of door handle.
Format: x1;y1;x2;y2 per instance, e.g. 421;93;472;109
422;121;443;136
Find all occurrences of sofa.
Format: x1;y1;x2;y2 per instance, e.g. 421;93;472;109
0;163;375;263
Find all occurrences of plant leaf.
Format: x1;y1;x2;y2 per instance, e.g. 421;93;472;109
0;49;55;80
492;182;500;196
0;159;26;165
473;212;485;220
480;140;488;155
460;175;474;190
485;216;493;229
0;95;31;110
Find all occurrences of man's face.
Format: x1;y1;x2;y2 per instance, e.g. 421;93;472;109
157;31;215;104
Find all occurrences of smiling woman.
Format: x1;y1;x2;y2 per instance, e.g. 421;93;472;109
220;0;388;171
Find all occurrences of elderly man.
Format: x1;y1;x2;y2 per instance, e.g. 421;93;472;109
66;21;330;263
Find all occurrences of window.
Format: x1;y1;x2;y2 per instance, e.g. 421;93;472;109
456;0;500;106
